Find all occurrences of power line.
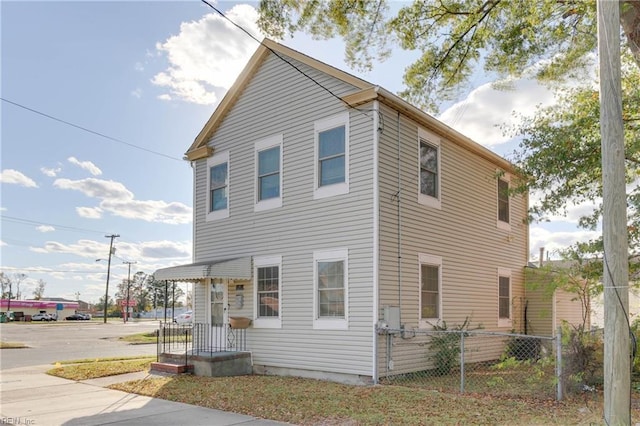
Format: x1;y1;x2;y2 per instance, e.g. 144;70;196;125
1;97;183;162
0;215;110;235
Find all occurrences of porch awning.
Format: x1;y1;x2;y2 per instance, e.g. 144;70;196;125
153;257;252;281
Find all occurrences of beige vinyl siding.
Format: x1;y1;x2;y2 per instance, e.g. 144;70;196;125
376;104;528;375
192;52;375;377
524;286;554;336
555;289;588;330
194;280;207;324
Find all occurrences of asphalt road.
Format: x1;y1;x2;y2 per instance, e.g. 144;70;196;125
0;320;160;369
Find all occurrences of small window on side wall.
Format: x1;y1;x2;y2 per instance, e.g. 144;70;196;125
498;268;512;327
497;174;510;230
418;129;441;209
207;151;229;221
314;113;349;199
419;253;442;326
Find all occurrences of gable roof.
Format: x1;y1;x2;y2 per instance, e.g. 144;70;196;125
185;38;373;161
185;39;516;173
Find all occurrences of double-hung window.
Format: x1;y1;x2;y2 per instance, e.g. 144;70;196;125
207;151;229;221
253;255;282;328
314;113;349;199
313;249;348;329
255;135;283;211
419;254;442;325
497;175;510;230
418;129;441;209
498;268;512;327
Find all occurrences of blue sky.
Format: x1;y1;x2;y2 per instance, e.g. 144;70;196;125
1;1;598;303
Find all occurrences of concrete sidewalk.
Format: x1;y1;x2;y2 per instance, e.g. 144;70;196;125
0;365;289;425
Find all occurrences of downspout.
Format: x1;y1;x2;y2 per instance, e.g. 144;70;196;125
397;111;403;327
372;100;381;384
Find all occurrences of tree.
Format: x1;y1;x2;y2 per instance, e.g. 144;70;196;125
258;1;639;111
12;273;26;300
144;276;184;310
32;279;46;300
0;272;10;299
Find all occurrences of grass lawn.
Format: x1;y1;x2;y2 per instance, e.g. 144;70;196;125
46;357;640;424
110;374;640;425
118;331;158;344
47;356;155;381
0;341;28;349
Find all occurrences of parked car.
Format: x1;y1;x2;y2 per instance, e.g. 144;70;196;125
32;313;51;321
1;311;15;322
65;313;90;321
48;313;58;321
173;310;193;325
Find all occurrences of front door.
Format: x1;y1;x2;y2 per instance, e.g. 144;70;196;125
209;281;228;350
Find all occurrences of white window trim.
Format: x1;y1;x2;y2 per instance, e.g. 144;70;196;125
418;253;443;327
254;134;283;212
313;248;349;330
417;128;442;210
206;151;230;222
497;171;511;231
497;268;512;328
313;113;350;200
253;255;282;328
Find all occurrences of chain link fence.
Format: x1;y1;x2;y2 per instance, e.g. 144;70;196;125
379;328;561;400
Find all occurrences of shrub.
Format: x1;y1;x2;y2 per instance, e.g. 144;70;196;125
561;323;603;392
426;317;480;376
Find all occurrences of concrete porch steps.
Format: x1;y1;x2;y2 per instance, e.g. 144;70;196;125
150;361;194;375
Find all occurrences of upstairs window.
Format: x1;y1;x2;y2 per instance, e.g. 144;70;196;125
497;174;510;230
314;113;349;199
420;141;438;197
418;129;441;209
319;127;345;186
255;135;283;211
207;151;229;221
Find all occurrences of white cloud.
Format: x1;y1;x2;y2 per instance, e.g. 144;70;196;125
0;169;38;188
529;226;600;260
53;177;192;224
41;166;62;177
131;88;142;99
134;62;144;72
76;206;103;219
31;239;107;259
30;239;191;264
0;240;6;247
68;157;102;176
152;5;264;105
36;225;55;233
439;78;556;148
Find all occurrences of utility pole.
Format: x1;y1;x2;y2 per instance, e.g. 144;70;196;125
123;261;136;323
103;234;119;324
597;1;630;423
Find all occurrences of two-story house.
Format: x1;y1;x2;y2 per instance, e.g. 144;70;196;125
154;39;529;384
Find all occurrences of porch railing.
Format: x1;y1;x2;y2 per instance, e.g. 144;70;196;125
158;322;247;360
